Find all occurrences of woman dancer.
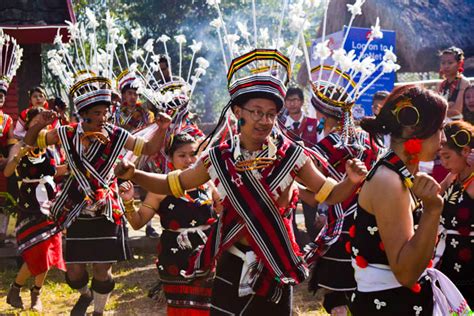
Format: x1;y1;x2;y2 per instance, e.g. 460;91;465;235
349;85;470;314
5;108;67;312
120;133;220;315
438;120;474;307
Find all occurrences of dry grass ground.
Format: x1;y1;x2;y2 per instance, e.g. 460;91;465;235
0;253;328;315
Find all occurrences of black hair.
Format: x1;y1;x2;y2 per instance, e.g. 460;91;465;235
25;107;44;129
120;84;138;95
360;85;447;140
231;92;283;112
286;87;304;101
54;97;67;110
28;86;47;99
444;120;474;153
372;90;390;102
166;133;196;157
439;46;464;62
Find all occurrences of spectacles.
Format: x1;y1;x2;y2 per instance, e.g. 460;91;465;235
449;129;471;148
241;107;278;122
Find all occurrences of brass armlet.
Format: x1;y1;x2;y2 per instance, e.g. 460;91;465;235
133;137;145;156
167;170;186;198
37;130;48;149
314;177;338;203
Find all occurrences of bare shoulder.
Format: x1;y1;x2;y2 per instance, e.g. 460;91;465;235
363;165;406;193
359;165;407;213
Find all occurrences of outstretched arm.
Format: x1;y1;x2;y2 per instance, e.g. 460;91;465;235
115;159;211;196
297;158;367;205
123;112;171;156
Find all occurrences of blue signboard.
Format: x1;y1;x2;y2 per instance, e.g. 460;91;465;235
310;26;396;118
343;26;396;117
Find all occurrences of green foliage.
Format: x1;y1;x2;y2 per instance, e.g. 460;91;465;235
44;0;324;122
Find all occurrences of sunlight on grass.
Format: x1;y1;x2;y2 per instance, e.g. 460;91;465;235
0;254;327;315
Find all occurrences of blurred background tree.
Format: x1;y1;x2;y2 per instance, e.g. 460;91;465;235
42;0;323;123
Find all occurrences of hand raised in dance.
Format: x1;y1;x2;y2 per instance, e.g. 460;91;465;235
119;181;135;201
114;159;136;180
412;172;443;212
30;110;57;128
345;158;368;184
155;112;172;130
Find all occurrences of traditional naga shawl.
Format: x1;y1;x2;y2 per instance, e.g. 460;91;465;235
185;135;308;302
304;131;380;265
114;102;152;132
51;123;129;229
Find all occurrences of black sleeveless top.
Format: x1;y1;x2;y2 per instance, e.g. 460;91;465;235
156;188;217;283
439;174;474;285
350;151;425;268
439;77;462;102
17;148;57;218
157;188;216;230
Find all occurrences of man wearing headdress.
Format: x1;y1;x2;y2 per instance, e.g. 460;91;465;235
115;49;368;314
307;86;381;315
24;79;170;316
114;72;155;132
114;69;162;237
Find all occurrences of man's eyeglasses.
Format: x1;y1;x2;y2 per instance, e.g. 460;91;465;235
241;107;278;122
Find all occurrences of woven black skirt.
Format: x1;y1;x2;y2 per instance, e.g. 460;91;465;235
349;276;434;316
65;215;131;263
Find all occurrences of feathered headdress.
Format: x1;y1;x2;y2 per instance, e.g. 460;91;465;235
126;32;209;173
110;27;209;172
132;33;209;116
47;9;119;113
306;0;400;146
0;29;23;94
201;0;319;155
207;0;317;109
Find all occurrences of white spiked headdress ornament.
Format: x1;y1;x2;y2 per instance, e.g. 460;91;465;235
305;0;400;146
48;9;118;113
132;33;209;115
207;0;319;110
201;0;320;158
0;29;23;94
